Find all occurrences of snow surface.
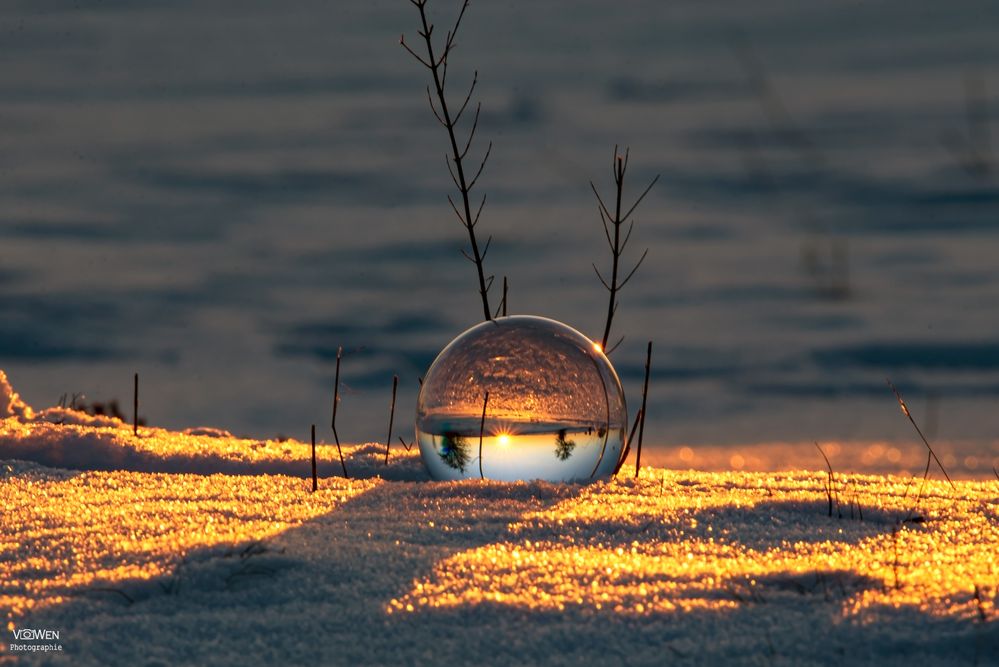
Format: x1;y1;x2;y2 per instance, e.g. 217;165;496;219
2;375;998;666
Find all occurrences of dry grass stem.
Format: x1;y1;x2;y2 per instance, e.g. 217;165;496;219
478;390;489;479
330;346;349;478
133;372;139;437
887;379;954;489
634;340;652;478
385;375;399;465
310;424;318;493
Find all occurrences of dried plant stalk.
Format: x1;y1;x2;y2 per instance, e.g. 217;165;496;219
402;0;494;320
591;147;658;352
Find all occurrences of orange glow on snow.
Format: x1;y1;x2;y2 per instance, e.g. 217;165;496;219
389;469;999;620
0;463;377;618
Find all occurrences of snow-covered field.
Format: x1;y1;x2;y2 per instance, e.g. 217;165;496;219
2;372;998;665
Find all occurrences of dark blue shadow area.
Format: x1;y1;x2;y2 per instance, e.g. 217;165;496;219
0;329;117;361
276;312;452;390
814;341;999;371
126;166;433;207
0;290;125;360
0;219;130;243
606;75;744;104
741;379;999;398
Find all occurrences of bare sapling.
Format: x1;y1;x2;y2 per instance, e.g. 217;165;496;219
402;0;494;320
591;147;659;353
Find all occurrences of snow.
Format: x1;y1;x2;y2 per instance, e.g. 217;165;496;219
2;373;998;665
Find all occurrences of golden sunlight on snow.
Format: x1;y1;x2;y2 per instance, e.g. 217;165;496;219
0;464;377;619
389;470;999;622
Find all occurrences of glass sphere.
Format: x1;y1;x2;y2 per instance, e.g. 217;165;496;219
416;315;627;482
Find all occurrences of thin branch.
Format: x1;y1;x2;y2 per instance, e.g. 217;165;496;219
330;346;348;478
455;73;478;125
426;86;447;127
311;424;318;493
621;175;660;222
447;194;465;225
617;248;649;289
478;391;489;479
613;407;643;475
605;335;625;356
459;103;481;159
619;219;636;253
467;141;492;191
590;181;613;221
399;36;432;69
472;194;486;226
592;264;611;291
635;341;652;478
385;375;398;465
133;372;139;437
445;153;461;190
598;206;614;251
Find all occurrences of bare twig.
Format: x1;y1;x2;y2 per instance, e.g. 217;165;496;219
132;372;139;437
478;390;489;479
887;380;955;489
403;0;493;320
385;375;398;465
311;424;318;493
635;341;652;478
613;407;642;475
493;276;508;318
330;346;348;478
592;147;658;350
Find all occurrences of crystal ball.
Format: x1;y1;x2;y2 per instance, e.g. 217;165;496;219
416;315;627;482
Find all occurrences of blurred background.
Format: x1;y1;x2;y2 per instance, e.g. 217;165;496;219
1;1;998;474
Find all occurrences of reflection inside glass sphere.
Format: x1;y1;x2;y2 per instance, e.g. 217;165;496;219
416;316;627;482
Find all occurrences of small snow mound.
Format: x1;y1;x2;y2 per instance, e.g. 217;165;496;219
183;427;233;438
0;370;34;420
35;406;124;428
0;458;76;480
